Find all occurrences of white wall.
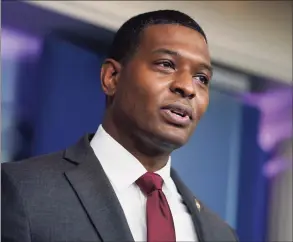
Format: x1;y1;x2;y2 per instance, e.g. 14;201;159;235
27;1;293;85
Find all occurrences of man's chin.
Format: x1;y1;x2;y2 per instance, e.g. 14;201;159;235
132;127;185;153
152;128;190;151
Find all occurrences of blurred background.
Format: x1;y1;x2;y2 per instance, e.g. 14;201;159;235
1;1;292;241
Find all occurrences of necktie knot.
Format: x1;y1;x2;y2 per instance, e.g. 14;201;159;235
136;172;163;195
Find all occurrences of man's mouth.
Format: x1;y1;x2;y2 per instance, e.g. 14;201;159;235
169;109;189;118
160;103;193;126
162;103;193;120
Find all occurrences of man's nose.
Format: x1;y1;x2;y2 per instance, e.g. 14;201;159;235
170;72;195;99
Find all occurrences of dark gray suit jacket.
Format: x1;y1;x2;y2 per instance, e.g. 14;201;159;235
2;134;238;242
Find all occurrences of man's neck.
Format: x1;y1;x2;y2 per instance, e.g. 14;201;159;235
102;118;170;172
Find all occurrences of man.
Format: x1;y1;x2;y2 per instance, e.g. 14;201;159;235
2;10;238;242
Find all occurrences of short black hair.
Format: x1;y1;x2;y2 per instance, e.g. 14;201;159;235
108;9;207;64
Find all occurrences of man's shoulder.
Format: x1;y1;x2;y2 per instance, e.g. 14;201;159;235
1;150;71;182
194;197;239;241
195;197;228;225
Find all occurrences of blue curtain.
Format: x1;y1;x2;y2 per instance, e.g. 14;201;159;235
236;105;270;242
31;35;106;155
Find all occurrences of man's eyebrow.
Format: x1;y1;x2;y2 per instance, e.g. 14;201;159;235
199;63;213;77
152;48;213;77
152;48;179;56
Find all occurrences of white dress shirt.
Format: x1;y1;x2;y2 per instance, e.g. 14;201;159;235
90;125;198;241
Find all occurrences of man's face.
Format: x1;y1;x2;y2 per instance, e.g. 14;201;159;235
106;24;211;150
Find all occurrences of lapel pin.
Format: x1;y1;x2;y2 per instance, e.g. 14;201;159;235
194;198;201;211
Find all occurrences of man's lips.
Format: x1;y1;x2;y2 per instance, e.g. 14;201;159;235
160;103;194;127
161;103;193;120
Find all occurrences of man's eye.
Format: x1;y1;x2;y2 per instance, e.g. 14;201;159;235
156;61;175;69
193;75;210;86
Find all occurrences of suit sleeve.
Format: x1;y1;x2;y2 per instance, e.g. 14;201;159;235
1;168;32;242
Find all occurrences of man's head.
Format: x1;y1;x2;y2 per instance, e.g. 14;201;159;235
101;10;212;153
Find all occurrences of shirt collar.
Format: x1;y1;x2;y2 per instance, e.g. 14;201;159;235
90;125;171;192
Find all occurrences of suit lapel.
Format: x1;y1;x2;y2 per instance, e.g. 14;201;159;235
64;135;134;242
171;168;205;242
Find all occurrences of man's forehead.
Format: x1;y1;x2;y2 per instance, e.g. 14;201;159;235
143;24;206;41
141;25;207;51
140;25;210;60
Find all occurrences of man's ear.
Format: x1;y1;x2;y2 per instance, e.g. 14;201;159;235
100;58;122;97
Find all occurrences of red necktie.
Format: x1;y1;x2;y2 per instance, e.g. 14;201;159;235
136;172;176;242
